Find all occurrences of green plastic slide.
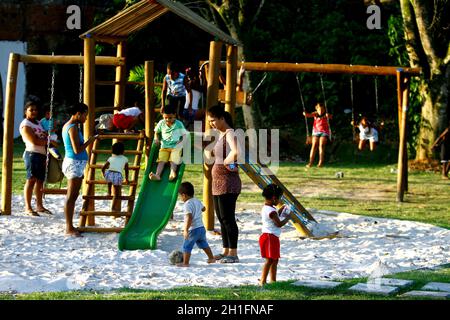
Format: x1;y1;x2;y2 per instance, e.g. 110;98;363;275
118;143;185;250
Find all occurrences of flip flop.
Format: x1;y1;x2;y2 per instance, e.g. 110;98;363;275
220;256;239;264
26;210;40;217
37;208;53;215
214;253;226;260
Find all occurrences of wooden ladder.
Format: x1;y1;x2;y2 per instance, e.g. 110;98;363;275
78;131;146;233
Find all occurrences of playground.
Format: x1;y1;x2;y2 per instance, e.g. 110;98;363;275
0;0;449;301
0;156;449;298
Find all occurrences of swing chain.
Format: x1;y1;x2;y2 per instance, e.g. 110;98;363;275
43;57;57;190
350;76;356;140
79;64;83;103
374;76;379;113
319;73;333;140
295;73;310;138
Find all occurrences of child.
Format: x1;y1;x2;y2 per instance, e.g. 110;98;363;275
259;184;292;286
431;123;450;179
40;109;61;159
351;116;380;151
112;105;144;132
149;104;187;181
102;142;129;212
178;181;216;267
182;67;203;129
303;102;332;167
161;62;191;121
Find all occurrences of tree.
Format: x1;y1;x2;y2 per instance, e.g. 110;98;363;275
188;0;268;129
399;0;450;160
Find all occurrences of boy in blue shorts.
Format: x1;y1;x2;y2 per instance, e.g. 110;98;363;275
178;182;216;267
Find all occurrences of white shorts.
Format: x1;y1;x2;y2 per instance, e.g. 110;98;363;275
62;158;87;179
360;128;378;142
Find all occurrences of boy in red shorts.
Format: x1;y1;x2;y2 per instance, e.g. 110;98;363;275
259;184;292;286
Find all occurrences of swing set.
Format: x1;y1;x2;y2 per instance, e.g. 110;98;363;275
211;60;421;204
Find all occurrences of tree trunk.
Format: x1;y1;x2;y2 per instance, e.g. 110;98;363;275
400;0;450;161
416;68;449;160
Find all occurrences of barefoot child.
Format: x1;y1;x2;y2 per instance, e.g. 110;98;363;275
149;104;186;181
178;182;216;267
259;184;292;286
102;142;129;212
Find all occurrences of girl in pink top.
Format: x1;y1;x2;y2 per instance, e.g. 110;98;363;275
303;103;332;167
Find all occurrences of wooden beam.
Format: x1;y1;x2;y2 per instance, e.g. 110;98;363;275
397;76;410;202
1;53;19;215
145;61;155;147
205;61;421;76
225;45;238;119
114;41;127;110
203;41;222;231
19;54;125;66
82;37;97;226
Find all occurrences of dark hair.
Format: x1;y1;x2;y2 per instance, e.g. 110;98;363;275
112;142;125;155
167;61;180;73
70;102;88;115
25;101;37;110
207;105;234;128
179;181;194;197
163;103;177;116
262;183;283;200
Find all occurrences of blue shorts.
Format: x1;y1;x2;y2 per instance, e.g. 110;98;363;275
182;226;210;253
23;151;46;181
104;170;123;186
312;132;329;138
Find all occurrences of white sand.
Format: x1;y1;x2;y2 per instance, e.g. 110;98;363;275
0;195;449;294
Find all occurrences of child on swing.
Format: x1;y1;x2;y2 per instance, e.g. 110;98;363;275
351;116;380;152
303;102;332;167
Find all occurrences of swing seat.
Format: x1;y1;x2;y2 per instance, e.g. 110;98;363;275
46;153;64;184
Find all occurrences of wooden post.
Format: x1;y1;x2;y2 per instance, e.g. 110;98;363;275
1;53;19;215
144;61;155;149
83;36;96;225
114;41;126;110
396;75;410;202
225;45;237;120
203;41;222;231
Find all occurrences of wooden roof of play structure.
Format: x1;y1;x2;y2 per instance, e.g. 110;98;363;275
80;0;240;45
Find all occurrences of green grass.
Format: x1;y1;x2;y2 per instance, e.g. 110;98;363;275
1;265;448;300
1;138;449;300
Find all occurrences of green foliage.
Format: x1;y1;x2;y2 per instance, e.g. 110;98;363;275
127;64;165;105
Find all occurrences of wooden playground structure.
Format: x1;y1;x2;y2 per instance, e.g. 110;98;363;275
1;0;421;237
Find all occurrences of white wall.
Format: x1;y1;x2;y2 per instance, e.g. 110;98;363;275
0;41;27;138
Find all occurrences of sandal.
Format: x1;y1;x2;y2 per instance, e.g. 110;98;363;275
37;208;53;215
26;210;40;217
220;256;239;264
214;253;226;260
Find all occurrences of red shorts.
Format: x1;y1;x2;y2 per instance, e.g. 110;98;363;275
113;113;135;130
259;233;280;259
